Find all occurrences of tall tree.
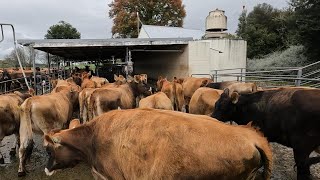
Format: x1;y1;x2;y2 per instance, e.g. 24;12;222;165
236;9;247;39
109;0;186;38
290;0;320;62
236;3;298;59
45;21;81;39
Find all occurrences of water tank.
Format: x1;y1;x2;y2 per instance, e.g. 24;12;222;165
206;9;227;32
204;9;228;39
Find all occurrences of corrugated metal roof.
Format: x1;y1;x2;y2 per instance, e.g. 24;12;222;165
138;25;204;40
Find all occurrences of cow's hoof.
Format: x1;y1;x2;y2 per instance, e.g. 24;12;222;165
18;171;26;177
0;158;4;164
10;149;16;156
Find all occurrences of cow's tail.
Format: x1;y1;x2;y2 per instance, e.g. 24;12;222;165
172;82;178;110
88;94;95;121
255;143;272;180
19;98;34;161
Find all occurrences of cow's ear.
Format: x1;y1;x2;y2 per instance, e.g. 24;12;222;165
134;75;140;83
44;135;54;145
231;92;240;104
223;88;230;96
114;74;118;81
127;75;133;82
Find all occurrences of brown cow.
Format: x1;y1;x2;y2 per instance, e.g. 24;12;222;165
81;72;97;89
206;81;258;96
79;75;127;123
44;109;272;180
189;87;223;116
88;75;151;120
157;76;184;111
139;92;173;110
17;80;79;176
68;119;80;129
0;91;32;164
90;76;109;88
181;77;213;112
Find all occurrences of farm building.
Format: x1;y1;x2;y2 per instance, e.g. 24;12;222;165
18;8;246;82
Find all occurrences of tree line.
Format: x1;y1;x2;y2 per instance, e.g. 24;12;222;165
237;0;320;62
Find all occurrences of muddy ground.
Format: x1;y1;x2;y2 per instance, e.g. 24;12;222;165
0;134;319;180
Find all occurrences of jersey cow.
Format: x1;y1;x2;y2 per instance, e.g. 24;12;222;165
181;77;213;112
88;75;151;120
157;77;184;111
44;109;272;180
0;91;32;164
139;92;173;110
17;80;79;176
189;87;223;116
212;88;320;180
79;75;127;123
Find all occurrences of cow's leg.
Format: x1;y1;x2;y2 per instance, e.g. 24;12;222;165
18;136;34;177
10;133;20;157
293;148;313;180
0;138;4;164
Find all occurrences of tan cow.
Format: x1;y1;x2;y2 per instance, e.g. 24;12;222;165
44;109;272;180
79;75;127;123
227;82;258;94
181;77;213;112
157;76;184;111
88;75;152;120
0;91;32;164
81;72;97;89
68;119;80;129
90;76;109;88
17;80;79;176
139;92;173;110
189;87;223;116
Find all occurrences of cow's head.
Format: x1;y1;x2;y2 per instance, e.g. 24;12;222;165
156;76;167;91
44;133;82;176
130;75;152;97
212;88;241;122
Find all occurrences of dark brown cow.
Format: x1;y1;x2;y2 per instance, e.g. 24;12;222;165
0;91;32;164
44;109;272;179
213;88;320;180
17;80;79;176
181;77;213;112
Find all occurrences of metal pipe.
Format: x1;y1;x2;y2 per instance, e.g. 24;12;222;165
0;25;4;43
0;23;31;90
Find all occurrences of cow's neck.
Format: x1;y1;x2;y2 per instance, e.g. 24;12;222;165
235;91;266;126
60;125;94;164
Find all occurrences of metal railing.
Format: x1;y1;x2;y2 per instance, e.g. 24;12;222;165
0;23;30;90
211;61;320;88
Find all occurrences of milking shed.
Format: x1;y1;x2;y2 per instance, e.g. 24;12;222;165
17;8;247;82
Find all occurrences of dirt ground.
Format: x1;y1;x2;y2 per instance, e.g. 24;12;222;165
0;135;319;180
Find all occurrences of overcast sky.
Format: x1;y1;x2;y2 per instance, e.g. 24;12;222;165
0;0;288;59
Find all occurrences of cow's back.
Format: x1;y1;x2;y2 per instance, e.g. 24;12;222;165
189;87;223;115
91;109;271;179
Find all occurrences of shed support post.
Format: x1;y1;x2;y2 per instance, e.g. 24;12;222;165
31;47;36;94
47;53;51;92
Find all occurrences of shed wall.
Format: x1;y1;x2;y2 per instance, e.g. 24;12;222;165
133;46;189;80
188;39;247;81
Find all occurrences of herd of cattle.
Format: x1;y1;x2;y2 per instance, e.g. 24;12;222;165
0;71;319;180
